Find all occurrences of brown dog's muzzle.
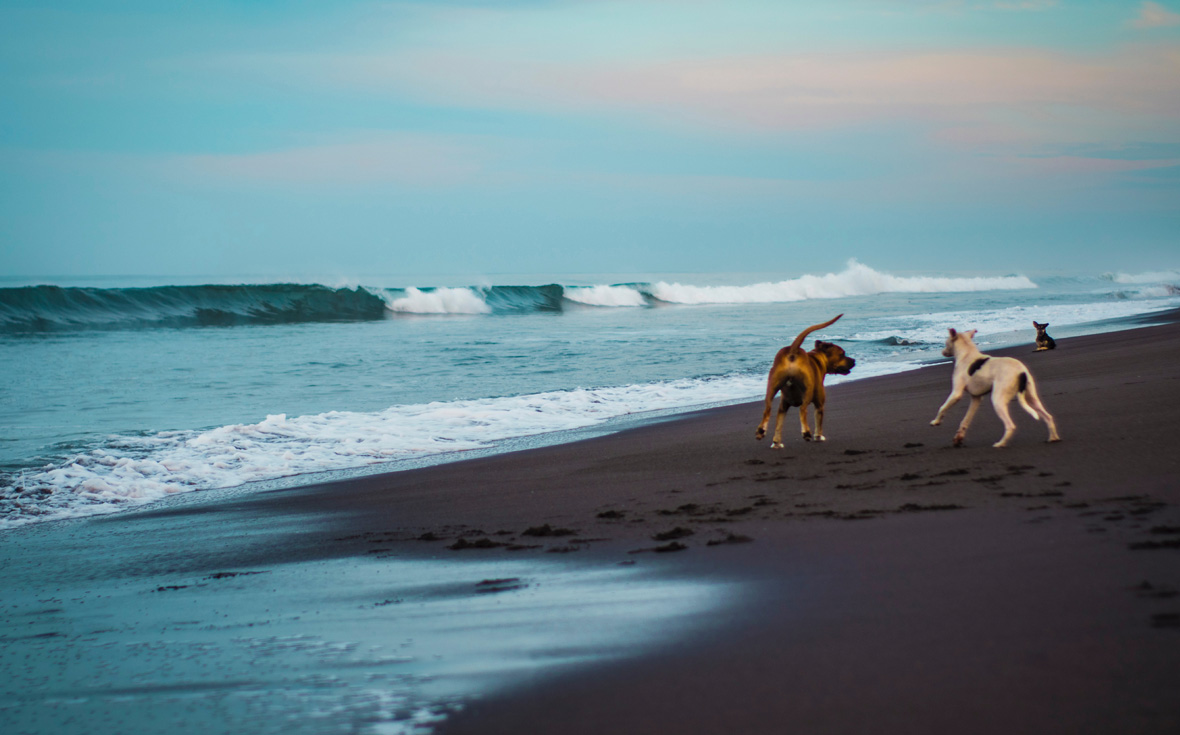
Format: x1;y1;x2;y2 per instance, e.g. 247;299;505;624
833;357;855;375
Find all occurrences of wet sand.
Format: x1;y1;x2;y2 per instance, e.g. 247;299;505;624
4;315;1180;734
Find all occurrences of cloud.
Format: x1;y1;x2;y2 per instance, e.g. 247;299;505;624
312;44;1180;143
1130;2;1180;29
989;1;1060;11
174;134;488;188
1005;155;1180;176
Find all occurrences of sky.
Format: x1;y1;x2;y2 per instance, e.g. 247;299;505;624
1;0;1178;281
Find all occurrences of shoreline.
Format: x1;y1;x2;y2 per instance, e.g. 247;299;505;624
3;315;1180;734
7;305;1178;532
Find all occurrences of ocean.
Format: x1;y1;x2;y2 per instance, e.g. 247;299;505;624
2;260;1178;529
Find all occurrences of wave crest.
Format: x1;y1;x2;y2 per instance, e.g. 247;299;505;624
383;287;491;315
1104;269;1180;285
0;262;1047;330
650;261;1036;304
0;284;388;332
564;285;649;307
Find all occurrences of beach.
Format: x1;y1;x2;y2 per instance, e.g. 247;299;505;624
3;314;1180;734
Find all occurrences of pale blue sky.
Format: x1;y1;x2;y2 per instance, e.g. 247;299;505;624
1;0;1178;280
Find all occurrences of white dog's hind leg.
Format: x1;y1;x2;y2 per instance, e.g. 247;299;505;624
991;390;1018;448
1016;391;1040;420
1021;377;1061;442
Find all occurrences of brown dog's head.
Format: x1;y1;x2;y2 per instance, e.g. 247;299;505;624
813;340;856;375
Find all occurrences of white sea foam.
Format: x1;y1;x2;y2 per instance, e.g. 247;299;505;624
0;376;739;527
382;287;491;314
564;285;648;307
0;359;920;529
1126;285;1180;299
1105;269;1180;285
649;260;1036;305
846;298;1180;346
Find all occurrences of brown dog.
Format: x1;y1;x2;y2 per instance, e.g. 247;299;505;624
755;314;856;447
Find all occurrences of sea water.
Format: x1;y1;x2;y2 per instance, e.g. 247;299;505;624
2;260;1178;528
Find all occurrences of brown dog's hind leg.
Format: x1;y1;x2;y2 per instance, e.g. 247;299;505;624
796;384;818;441
812;387;827;441
771;395;790;448
755;383;777;441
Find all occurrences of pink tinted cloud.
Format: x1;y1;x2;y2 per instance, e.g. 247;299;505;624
1130;2;1180;29
179;135;486;188
1005;155;1180;176
335;43;1180;137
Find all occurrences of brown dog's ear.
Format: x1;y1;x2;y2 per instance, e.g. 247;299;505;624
967;329;977;339
949;328;957;338
815;340;827;349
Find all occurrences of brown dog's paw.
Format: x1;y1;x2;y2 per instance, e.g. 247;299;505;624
755;428;766;440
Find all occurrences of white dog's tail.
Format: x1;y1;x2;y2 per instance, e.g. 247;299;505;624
1015;372;1041;421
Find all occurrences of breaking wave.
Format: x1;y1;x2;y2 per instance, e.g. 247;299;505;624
647;260;1036;304
0;284;388;332
1;262;1041;331
1103;268;1180;285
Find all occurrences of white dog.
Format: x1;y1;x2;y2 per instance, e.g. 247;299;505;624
930;328;1061;448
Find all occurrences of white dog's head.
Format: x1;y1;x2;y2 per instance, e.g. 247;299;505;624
942;328;977;357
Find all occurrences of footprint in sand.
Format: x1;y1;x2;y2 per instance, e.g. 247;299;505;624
652;527;694;541
706;533;754;547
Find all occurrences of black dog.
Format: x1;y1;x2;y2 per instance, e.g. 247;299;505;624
1033;321;1056;351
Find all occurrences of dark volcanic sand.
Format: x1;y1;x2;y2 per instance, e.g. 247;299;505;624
4;316;1180;734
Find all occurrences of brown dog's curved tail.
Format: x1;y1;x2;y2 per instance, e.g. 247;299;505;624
788;314;843;352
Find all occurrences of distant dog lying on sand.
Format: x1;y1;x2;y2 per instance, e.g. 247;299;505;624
931;328;1061;448
1034;321;1056;351
755;314;856;447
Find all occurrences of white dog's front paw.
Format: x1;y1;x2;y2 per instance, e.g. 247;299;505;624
930;419;941;426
